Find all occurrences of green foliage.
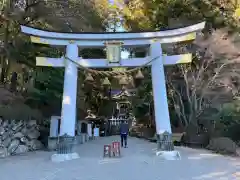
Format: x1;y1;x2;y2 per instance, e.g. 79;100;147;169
110;0;240;128
131;68;153;118
218;101;240;124
0;0;108;118
122;0;239;31
213;101;240;142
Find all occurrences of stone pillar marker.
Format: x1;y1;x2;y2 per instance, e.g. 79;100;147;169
49;116;59;137
88;123;92;139
48;116;60;151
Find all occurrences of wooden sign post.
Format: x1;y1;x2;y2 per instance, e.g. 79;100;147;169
112;142;121;157
103;145;111;158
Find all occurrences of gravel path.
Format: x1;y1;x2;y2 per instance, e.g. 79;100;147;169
0;136;239;180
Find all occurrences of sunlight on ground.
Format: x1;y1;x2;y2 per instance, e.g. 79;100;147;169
192;171;239;180
193;171;228;179
230;161;240;166
188;153;221;160
98;158;121;165
199;153;221;157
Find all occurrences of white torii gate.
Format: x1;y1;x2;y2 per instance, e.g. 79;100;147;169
21;22;205;159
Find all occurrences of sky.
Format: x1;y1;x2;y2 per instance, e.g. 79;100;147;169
108;0;130;59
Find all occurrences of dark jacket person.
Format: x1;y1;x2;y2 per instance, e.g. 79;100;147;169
120;121;128;148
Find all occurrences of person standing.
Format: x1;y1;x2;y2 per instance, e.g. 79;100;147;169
120;121;129;148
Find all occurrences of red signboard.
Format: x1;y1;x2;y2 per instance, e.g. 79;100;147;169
112;142;121;157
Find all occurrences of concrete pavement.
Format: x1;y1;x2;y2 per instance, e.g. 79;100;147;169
0;136;239;180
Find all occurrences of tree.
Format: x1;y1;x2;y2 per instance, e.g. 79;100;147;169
168;27;240;126
0;0;108;119
114;0;240;129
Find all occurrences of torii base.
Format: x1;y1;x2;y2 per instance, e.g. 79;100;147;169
155;132;181;160
156;150;181;160
51;152;79;162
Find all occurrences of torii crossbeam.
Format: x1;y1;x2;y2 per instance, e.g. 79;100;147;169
21;22;205;160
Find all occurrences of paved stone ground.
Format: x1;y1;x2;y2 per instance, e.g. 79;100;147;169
0;136;240;180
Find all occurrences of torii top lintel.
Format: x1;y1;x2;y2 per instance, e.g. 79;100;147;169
20;22;205;47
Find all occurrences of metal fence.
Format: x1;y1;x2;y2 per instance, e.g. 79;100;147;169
108;118;128;126
157;132;174;151
57;134;75;154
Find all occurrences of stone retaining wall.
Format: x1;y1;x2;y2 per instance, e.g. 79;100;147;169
0;118;43;158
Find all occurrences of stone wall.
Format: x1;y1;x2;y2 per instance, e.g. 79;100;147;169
0;118;43;158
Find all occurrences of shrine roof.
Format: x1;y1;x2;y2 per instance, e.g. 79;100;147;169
111;89;135;100
111;89;136;96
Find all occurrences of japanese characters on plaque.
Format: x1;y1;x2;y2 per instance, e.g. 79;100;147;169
106;42;122;64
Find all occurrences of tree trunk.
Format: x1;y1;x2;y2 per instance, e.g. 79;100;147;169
10;72;17;92
1;16;10;84
0;56;10;84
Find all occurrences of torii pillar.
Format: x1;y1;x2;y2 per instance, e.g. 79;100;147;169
151;41;177;158
60;43;78;137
